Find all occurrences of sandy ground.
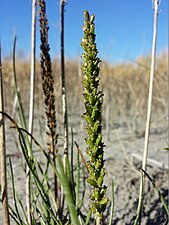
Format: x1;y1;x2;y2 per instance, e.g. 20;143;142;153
0;111;169;225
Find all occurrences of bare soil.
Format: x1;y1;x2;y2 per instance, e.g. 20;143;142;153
1;110;168;225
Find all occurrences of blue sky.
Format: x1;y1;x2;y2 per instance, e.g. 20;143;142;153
1;0;168;62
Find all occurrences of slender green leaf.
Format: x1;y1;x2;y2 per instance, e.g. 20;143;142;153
9;158;26;225
76;145;80;207
49;155;80;225
142;169;169;216
109;180;115;225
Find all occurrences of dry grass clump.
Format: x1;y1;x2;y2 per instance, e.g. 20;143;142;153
2;58;38;113
100;51;167;129
2;50;167;129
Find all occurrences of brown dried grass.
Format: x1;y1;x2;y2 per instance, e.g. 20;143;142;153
2;50;167;127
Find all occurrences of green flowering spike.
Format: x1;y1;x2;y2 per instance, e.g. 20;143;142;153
81;10;108;224
87;178;98;187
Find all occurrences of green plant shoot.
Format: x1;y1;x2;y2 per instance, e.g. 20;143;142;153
81;10;108;225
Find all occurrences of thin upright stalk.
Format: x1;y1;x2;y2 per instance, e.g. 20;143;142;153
142;0;159;171
26;1;37;224
60;0;68;156
38;0;59;210
29;0;37;150
134;1;160;224
167;0;169;211
0;44;10;225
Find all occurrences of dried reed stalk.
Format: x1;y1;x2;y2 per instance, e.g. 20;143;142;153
142;0;159;171
60;0;68;156
26;0;37;224
38;0;58;203
134;1;160;224
0;44;10;225
29;0;37;151
59;0;68;216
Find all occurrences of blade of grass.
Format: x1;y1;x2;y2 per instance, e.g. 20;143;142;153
36;206;51;225
108;180;115;225
8;206;21;225
65;154;73;190
18;133;58;223
9;157;26;225
12;36;27;138
12;39;33;224
8;119;57;223
142;169;169;216
85;209;92;225
70;128;75;201
70;128;74;175
74;141;89;174
75;143;80;207
15;193;29;224
134;171;144;225
81;166;86;209
15;127;62;224
49;155;80;225
76;165;86;211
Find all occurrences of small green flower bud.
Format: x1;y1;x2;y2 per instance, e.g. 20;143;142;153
97;176;103;186
84;10;89;20
90;14;95;23
90;24;95;34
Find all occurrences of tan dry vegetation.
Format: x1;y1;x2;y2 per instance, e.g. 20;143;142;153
101;51;167;130
1;50;168;225
2;50;167;130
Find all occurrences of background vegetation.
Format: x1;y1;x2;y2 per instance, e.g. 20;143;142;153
0;1;168;224
2;49;167;126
